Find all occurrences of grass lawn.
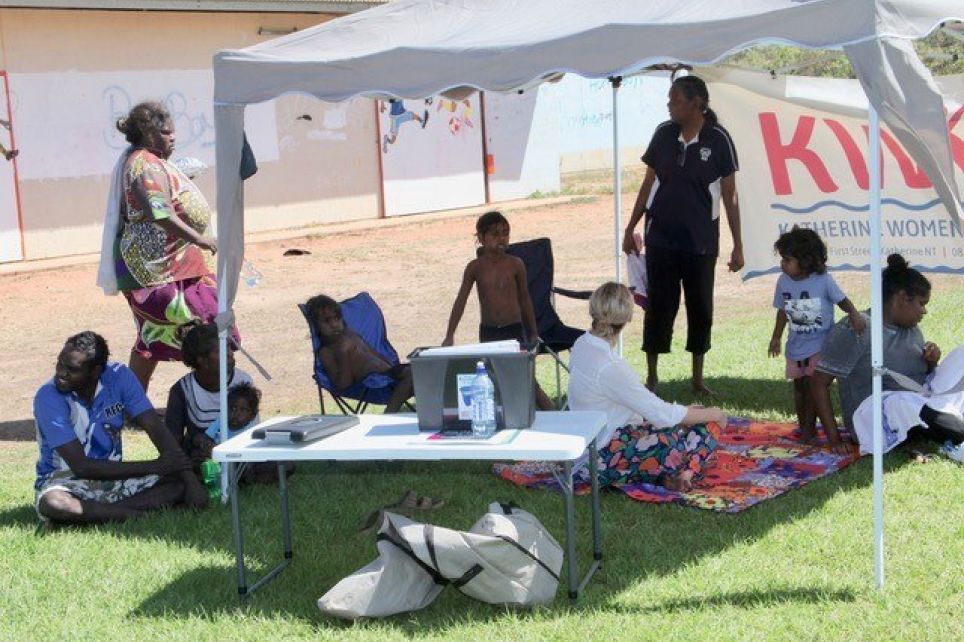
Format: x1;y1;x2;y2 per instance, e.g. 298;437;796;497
1;283;961;642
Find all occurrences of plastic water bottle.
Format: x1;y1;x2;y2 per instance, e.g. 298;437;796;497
241;259;262;287
471;360;497;439
200;459;221;502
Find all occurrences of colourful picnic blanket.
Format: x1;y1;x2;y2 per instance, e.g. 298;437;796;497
492;418;859;513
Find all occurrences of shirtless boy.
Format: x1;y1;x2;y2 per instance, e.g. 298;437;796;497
442;211;554;410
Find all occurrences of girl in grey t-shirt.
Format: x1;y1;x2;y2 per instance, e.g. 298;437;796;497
768;227;864;451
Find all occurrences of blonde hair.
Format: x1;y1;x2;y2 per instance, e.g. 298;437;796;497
589;282;633;342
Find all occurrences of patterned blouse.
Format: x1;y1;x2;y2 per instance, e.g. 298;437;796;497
114;149;214;291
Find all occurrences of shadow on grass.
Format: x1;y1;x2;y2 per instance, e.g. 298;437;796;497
653;376;823;420
611;587;858;614
111;445;909;634
0;402;899;635
0;418;34;441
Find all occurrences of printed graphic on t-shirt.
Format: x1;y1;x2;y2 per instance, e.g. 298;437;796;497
782;292;822;334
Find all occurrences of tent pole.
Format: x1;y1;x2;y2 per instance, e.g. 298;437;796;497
868;102;885;590
217;288;229;503
611;76;623;356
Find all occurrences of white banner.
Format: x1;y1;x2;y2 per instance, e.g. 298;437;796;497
705;69;964;279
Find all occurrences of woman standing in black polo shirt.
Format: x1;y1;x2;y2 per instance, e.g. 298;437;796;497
622;75;744;395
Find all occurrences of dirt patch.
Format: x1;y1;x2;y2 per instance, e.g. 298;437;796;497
0;190;955;439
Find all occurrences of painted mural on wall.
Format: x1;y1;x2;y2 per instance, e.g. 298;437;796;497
379;93;485;217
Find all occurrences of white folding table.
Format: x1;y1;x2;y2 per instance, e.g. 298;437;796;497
213;410;607;600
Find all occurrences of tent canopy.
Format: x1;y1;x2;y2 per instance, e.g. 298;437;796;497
214;0;960;104
213;0;962;316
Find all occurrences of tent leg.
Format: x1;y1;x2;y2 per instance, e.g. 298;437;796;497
610;76;623;357
868;104;885;590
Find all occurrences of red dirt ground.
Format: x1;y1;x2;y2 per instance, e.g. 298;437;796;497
1;194;943;442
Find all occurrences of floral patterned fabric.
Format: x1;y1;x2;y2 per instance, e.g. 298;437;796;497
596;423;718;486
114;148;214;291
123;274;240;361
493;417;859;513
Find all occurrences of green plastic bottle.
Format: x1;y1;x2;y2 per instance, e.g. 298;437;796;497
200;459;221;502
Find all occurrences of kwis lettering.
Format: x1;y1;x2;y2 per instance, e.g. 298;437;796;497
758;108;964;196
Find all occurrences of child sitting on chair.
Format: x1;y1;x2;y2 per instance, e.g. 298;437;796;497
442;210;555;410
195;382;292;483
307;294;414;413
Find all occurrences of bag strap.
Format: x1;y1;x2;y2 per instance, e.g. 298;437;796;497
376;532;446;585
424;524;484;589
494;534;560;581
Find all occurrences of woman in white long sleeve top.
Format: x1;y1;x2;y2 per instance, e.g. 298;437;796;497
568;283;727;491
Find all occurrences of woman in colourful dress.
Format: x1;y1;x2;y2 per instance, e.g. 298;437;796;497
568;282;726;491
98;101;235;392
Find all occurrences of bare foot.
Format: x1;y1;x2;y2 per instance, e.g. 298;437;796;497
663;469;694;492
827;439;854;457
798;426;819;445
692;381;716;397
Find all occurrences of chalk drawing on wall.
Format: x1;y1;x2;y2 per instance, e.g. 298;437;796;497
9;70;279;181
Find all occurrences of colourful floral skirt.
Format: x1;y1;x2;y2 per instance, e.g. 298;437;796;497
123;274;239;361
597;423;719;486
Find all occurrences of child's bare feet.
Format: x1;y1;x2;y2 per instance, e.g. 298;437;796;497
645;376;658;393
663;469;695;492
826;437;854;456
798;425;819;445
692;381;716;397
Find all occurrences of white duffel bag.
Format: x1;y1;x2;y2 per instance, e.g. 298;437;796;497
318;502;563;619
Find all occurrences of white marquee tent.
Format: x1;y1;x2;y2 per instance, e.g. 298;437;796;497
212;0;963;588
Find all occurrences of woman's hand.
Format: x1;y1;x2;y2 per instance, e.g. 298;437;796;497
727;246;744;272
684;404;727;428
196;236;218;254
621;229;639;256
923;342;941;369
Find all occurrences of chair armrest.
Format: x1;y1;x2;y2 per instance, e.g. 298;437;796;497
552;286;593;300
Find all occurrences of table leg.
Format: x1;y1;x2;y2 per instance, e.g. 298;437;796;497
279;463;293;561
229;462;248;596
588;441;603;563
561;460;578;600
229;462;294;599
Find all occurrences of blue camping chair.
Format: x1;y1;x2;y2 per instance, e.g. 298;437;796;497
299;291;413;414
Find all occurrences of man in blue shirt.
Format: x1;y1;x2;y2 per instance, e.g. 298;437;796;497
34;331;207;524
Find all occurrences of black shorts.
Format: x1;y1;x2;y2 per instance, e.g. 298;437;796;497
479;322;527;344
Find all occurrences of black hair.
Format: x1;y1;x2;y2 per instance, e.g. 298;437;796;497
64;331;110;370
115;101;170;147
672;75;717;125
476;210;509;239
180;321;219;369
228;381;261;414
882;253;930;303
773;226;827;275
306;294;341;328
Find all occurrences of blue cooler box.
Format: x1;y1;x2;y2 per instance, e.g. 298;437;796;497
408;346;536;432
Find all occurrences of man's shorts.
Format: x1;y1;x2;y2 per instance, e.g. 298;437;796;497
34;470;160;521
786;353;821;379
